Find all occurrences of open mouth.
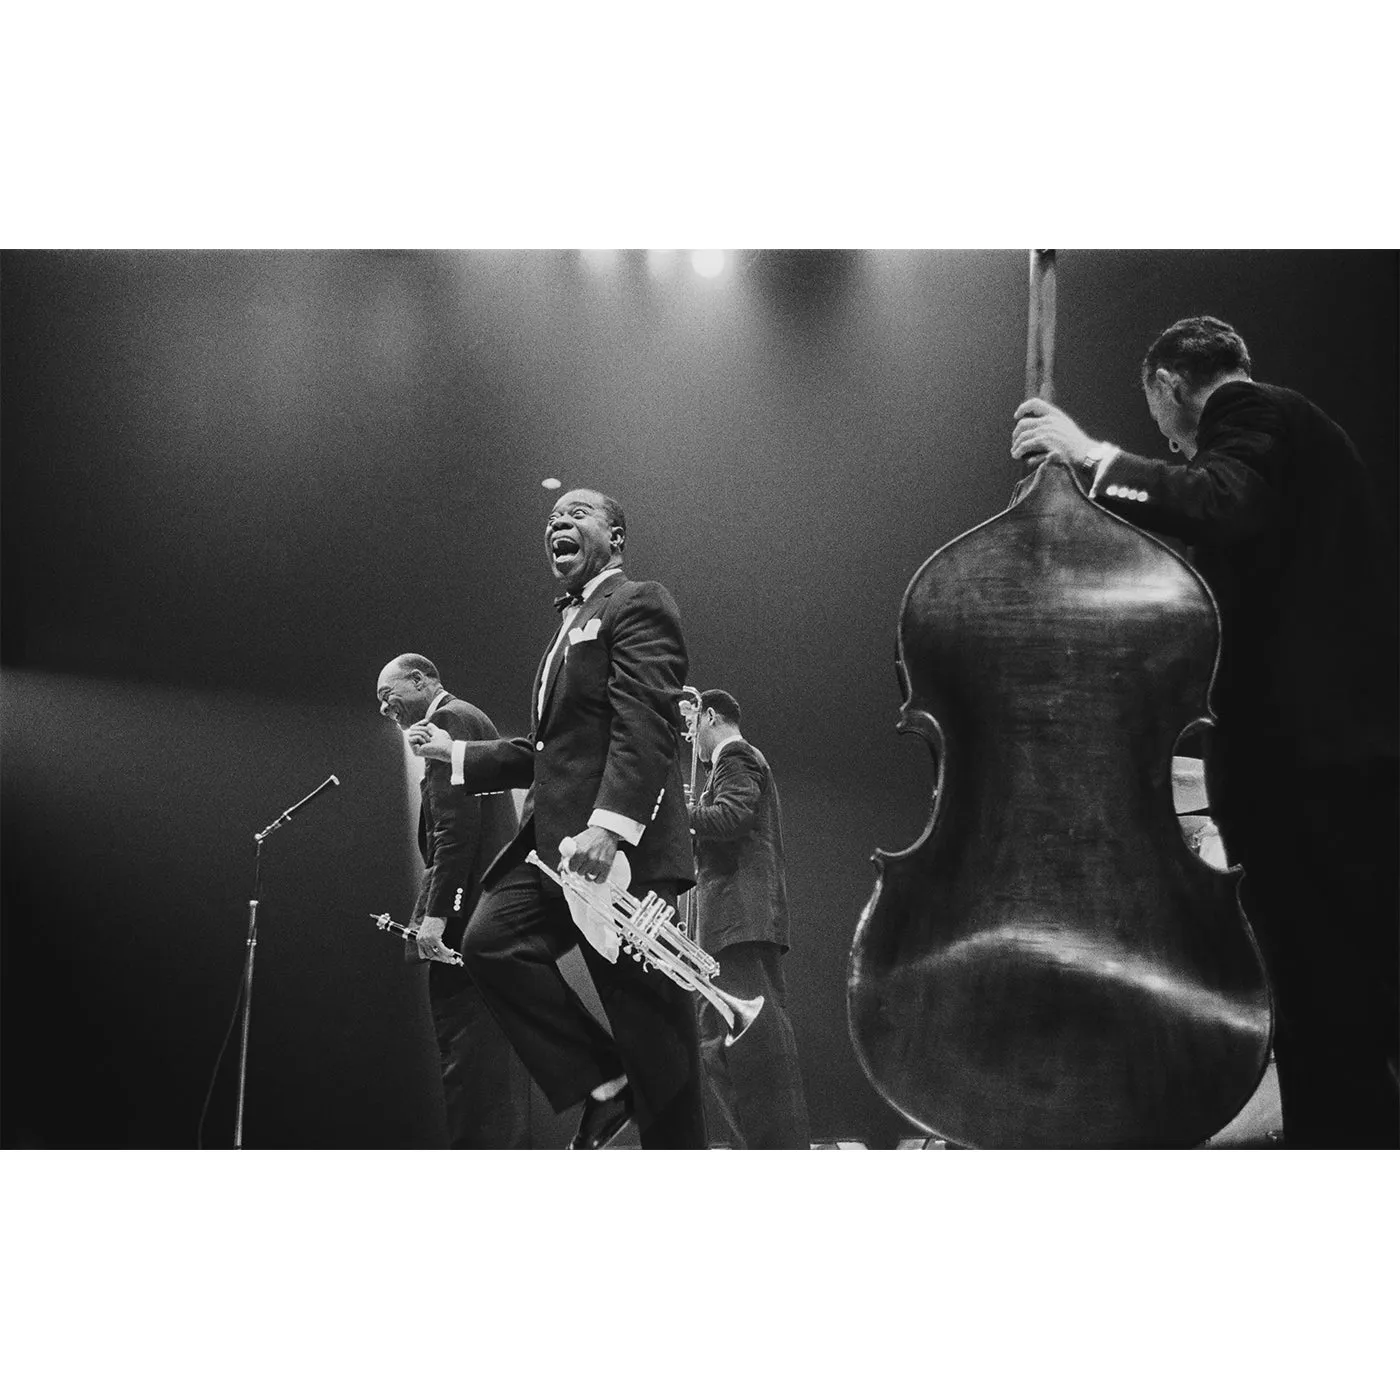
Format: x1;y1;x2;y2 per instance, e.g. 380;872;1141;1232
551;536;581;563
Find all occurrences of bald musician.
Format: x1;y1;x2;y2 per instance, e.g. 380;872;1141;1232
375;653;528;1148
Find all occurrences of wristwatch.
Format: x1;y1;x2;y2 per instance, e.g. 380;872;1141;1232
1080;441;1121;496
1081;441;1114;472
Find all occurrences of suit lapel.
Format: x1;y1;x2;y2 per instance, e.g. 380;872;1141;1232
537;572;626;731
421;692;452;792
529;640;555;730
537;621;572;726
705;737;746;798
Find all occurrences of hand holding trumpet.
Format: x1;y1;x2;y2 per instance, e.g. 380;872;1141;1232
562;825;622;883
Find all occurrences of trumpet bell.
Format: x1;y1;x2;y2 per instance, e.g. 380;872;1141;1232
720;990;765;1046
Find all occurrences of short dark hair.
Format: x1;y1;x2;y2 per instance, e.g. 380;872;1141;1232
1141;315;1252;389
597;493;627;551
700;688;741;725
391;653;440;682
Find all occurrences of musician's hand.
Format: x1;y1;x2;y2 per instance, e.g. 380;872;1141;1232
406;722;453;763
1011;398;1097;470
413;914;463;966
565;825;622;884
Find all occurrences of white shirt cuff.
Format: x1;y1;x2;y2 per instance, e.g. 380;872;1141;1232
1088;443;1122;498
589;809;645;846
450;740;466;786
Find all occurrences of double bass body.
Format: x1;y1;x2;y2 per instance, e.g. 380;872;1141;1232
848;461;1272;1148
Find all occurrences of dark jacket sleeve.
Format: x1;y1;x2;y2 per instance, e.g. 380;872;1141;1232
1095;381;1285;546
455;735;537;795
691;747;765;843
593;580;688;828
421;704;506;919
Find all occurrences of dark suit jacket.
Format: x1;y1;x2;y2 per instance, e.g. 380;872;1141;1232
409;694;519;992
411;694;518;923
691;738;791;956
1089;381;1398;770
451;573;695;891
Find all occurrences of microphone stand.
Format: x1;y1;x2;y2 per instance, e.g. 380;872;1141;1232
233;775;340;1148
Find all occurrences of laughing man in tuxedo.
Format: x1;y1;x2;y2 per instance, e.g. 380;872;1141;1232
408;489;704;1149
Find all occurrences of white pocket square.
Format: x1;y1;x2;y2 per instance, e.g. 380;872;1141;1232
568;619;602;645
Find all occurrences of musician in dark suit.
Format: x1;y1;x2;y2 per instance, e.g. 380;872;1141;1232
1011;315;1399;1147
408;489;704;1150
689;689;810;1149
375;653;529;1147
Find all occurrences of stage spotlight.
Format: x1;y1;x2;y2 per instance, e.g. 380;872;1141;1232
645;249;676;276
541;477;562;489
690;249;727;279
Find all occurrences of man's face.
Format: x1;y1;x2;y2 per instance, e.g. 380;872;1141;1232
545;489;620;590
1143;369;1198;459
376;666;431;730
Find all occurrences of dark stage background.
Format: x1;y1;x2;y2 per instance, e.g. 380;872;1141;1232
3;249;1396;1148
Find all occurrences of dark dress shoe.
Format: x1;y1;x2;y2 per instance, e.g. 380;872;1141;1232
569;1088;634;1150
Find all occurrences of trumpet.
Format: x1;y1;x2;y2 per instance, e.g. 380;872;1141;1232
525;850;762;1046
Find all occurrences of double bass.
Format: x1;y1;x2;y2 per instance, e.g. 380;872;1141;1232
847;252;1272;1148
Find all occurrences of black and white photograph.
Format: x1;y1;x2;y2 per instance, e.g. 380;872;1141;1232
4;245;1395;1157
2;10;1396;1397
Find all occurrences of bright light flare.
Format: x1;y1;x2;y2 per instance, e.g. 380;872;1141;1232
578;249;619;273
690;250;727;279
645;249;676;277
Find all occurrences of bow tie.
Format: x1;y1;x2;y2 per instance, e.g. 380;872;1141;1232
553;591;585;612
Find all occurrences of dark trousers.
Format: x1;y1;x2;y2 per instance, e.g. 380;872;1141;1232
459;860;706;1149
422;972;531;1149
1214;754;1398;1148
699;941;810;1150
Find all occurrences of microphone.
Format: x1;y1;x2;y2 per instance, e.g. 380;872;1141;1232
254;775;341;843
